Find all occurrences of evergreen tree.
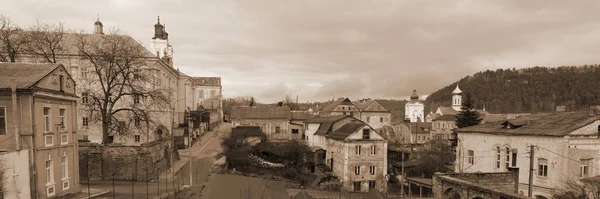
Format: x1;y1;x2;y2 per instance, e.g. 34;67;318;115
455;93;482;128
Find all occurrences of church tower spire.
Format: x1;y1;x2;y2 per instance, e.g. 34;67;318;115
451;83;463;111
94;14;104;35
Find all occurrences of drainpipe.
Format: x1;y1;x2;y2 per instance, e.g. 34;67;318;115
11;80;20;150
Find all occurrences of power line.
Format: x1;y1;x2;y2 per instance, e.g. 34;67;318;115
536;145;600;172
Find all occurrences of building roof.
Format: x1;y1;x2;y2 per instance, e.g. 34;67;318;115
321;98;355;112
292;191;314;199
355;99;390;112
410;89;420;100
326;120;367;140
314;122;334;136
452;84;462;94
306;115;350;123
231;106;291;120
437;106;458;115
457;111;600;137
406;122;433;134
434;114;457;122
0;63;63;89
59;33;156;57
231;126;265;138
205;174;288;199
291;111;313;120
191;77;221;87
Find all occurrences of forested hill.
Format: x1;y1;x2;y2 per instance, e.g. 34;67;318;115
425;65;600;114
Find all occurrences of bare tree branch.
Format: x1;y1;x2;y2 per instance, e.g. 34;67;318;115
0;15;29;62
24;21;66;63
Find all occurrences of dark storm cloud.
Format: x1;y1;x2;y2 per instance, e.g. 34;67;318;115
4;0;600;102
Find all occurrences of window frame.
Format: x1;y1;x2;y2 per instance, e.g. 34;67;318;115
45;135;54;147
81;92;89;104
538;158;548;177
59;108;66;132
60;134;68;145
380;117;383;123
44;107;51;133
0;106;6;135
354;166;361;175
45;153;54;185
82;117;89;127
362;129;370;139
370;145;376;155
496;146;501;169
291;129;299;134
511;149;518;167
505;147;510;170
134;135;141;143
355;145;361;155
369;166;376;175
467;150;474;164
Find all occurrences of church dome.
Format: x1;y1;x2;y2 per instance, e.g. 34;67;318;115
94;20;102;26
452;84;462;94
410;90;419;100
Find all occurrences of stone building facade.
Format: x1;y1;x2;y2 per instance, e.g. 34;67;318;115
0;63;80;199
455;110;600;198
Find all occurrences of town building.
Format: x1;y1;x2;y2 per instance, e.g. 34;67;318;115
0;63;79;199
356;99;392;129
320;98;361;118
304;115;388;192
405;90;425;123
455;108;600;198
230;106;302;141
191;77;223;124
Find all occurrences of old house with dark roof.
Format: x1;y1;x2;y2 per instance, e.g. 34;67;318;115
356;99;392;129
230;106;297;140
455;109;600;198
320;98;361;118
304;115;388;192
0;63;80;199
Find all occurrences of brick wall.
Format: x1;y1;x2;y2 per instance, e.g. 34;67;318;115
79;138;178;181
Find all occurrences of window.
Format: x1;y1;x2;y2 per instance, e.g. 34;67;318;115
538;158;548;177
350;112;354;117
354;166;361;175
82;117;89;127
134;135;141;143
468;150;474;164
45;135;53;147
198;90;204;99
342;107;345;111
581;159;591;178
355;145;361;155
370;145;377;155
353;182;361;192
362;129;370;139
44;107;51;132
369;166;376;175
505;147;510;170
82;135;89;141
380;117;383;123
60;134;68;145
82;93;88;104
210;90;217;98
46;153;54;184
0;107;5;135
134;117;141;126
61;151;68;179
133;94;140;104
366;117;370;122
81;68;87;79
496;146;501;169
59;109;66;131
511;149;518;167
291;129;299;134
275;127;280;134
368;181;376;190
343;112;347;115
59;75;64;92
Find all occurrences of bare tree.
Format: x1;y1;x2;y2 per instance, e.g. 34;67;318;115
24;21;67;63
0;15;29;62
554;177;600;199
75;29;171;144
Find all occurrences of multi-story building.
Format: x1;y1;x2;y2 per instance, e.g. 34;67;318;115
191;77;223;124
321;98;392;130
320;98;361;118
455;108;600;198
230;106;300;141
304;115;388;192
405;90;424;123
0;63;79;199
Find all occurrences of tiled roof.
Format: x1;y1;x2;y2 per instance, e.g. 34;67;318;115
321;98;355;112
457;111;600;137
291;111;313;120
326;120;367;140
0;63;62;89
355;101;370;110
231;126;265;138
434;114;457;121
306;115;349;123
437;107;459;115
231;106;291;119
314;122;333;136
59;33;156;57
191;77;221;87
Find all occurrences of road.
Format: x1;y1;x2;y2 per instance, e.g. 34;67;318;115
85;123;230;199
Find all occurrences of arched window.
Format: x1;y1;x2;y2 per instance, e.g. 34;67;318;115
496;146;501;169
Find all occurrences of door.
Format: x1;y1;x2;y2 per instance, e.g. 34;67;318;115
353;181;361;192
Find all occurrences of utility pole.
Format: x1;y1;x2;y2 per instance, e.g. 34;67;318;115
528;144;535;197
401;152;405;197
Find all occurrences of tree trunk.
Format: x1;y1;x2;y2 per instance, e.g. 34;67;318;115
102;115;110;145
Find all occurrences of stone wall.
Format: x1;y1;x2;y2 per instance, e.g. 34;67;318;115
79;138;178;181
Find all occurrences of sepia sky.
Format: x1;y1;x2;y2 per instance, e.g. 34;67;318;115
3;0;600;103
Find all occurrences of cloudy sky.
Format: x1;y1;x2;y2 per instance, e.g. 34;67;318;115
3;0;600;103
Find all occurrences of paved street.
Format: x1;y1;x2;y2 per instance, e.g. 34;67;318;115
83;123;230;199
